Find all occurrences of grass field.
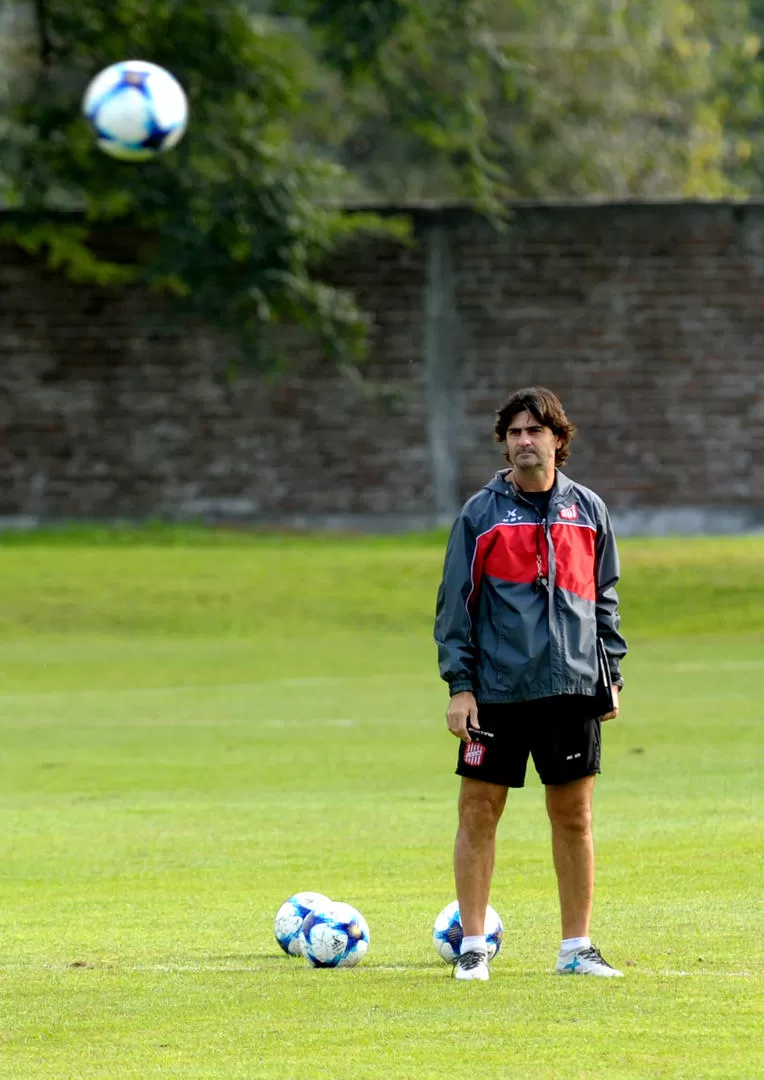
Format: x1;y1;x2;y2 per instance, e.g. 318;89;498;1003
0;527;761;1079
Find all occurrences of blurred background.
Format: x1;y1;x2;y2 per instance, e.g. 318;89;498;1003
1;0;764;534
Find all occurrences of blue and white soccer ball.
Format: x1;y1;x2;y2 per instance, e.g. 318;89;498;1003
299;901;370;968
432;900;504;965
82;60;188;161
274;892;332;957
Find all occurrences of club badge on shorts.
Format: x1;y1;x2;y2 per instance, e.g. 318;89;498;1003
464;740;486;767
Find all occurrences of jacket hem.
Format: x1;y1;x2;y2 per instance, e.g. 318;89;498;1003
474;684;599;705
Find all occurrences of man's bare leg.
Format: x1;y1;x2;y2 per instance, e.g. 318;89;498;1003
454;777;508;936
546;774;623;976
545;774;595;939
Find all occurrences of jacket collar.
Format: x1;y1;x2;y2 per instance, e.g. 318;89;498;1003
486;469;575;505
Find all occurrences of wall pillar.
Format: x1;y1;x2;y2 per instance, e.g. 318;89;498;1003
423;220;460;524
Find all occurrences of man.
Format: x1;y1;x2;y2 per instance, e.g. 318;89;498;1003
434;386;627;982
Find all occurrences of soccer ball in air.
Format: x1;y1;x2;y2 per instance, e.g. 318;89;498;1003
432;901;504;965
299;901;370;968
82;60;188;161
274;892;332;957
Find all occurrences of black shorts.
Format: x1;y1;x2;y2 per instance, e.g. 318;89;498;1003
455;695;601;788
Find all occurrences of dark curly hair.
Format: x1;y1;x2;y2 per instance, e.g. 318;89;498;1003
494;386;577;468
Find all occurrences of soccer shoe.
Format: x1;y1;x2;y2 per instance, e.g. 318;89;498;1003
556;944;623;977
453;950;490;981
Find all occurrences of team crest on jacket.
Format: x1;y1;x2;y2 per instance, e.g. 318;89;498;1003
559;504;578;521
464;741;486;767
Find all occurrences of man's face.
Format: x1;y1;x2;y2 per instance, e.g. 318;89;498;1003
504;409;561;473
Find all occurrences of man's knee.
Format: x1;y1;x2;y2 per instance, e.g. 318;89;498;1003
458;780;506;835
546;778;594;836
549;802;591;838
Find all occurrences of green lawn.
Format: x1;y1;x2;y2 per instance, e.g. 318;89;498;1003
0;528;761;1079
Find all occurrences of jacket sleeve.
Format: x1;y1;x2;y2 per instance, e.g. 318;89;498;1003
434;509;479;696
594;504;628;689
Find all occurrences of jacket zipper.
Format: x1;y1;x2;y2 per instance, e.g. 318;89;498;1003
512;489;558;688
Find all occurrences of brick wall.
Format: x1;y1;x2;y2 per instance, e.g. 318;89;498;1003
1;202;763;531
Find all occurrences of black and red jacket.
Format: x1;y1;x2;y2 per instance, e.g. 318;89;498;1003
434;469;627;704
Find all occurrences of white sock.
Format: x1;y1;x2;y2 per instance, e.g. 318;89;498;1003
461;935;487;955
560;936;591;954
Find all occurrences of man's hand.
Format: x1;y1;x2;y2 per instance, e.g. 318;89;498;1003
446;691;479;742
600;685;620;722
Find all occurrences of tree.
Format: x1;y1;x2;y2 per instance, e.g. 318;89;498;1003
0;0;506;368
5;0;764;371
479;0;764;199
305;0;764;201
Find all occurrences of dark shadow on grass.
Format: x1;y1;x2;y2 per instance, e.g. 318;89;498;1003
208;953;285;963
363;961;446;970
206;953;446;971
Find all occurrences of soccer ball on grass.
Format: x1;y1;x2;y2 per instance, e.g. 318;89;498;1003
432;900;504;964
274;891;332;957
299;901;370;968
82;60;188;161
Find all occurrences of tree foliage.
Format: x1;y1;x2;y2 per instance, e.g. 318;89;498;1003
0;0;505;367
482;0;764;199
3;0;764;368
307;0;764;201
